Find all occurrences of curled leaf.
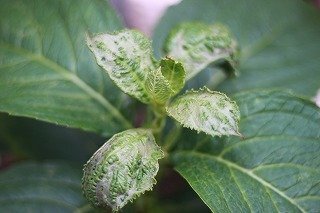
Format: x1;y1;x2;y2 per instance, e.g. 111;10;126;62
82;129;164;211
166;87;241;137
160;57;186;95
145;58;186;104
164;22;239;80
145;68;173;105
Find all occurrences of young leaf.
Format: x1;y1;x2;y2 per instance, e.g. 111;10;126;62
82;128;164;211
173;90;320;212
145;58;186;104
145;68;173;105
87;30;156;104
0;0;130;137
164;22;238;80
160;57;186;95
166;87;240;137
0;162;86;212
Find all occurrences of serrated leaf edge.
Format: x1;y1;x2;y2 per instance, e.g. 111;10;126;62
166;86;241;137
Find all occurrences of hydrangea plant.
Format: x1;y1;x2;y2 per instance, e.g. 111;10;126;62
0;0;319;212
82;23;241;211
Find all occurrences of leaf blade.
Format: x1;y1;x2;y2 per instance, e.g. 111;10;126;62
145;67;173;104
145;58;186;104
87;30;156;104
174;151;307;212
167;87;240;136
173;90;320;212
83;128;164;211
160;57;186;95
164;22;238;81
0;0;131;136
0;161;87;212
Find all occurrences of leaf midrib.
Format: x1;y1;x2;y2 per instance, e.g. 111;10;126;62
0;42;132;129
175;151;307;213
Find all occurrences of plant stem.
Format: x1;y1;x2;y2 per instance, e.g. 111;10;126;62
150;103;167;143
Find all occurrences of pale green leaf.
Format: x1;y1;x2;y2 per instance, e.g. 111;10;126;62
164;22;238;81
166;87;240;137
0;0;131;137
173;90;320;212
145;67;173;105
145;58;186;104
87;30;156;104
0;161;88;212
83;128;164;211
160;57;186;95
154;0;320;97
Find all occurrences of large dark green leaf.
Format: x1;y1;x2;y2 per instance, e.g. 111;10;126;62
0;113;105;164
0;161;89;212
173;90;320;212
154;0;320;97
0;0;132;137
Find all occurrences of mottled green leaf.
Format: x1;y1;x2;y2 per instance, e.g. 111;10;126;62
83;128;164;211
87;30;156;104
0;0;131;137
154;0;320;97
173;90;320;212
167;87;240;137
145;58;186;104
160;57;186;95
164;22;238;81
145;67;173;105
0;162;88;212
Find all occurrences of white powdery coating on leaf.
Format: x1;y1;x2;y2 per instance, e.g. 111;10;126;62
167;87;240;136
82;129;164;211
165;23;238;80
169;32;229;80
87;30;155;103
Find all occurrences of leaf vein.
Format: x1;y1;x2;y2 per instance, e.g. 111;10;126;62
186;151;307;213
0;42;132;129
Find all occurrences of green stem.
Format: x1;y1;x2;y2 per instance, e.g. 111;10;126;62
150;103;167;143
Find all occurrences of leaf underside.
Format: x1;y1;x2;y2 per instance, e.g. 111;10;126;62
0;0;131;137
173;90;320;212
